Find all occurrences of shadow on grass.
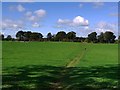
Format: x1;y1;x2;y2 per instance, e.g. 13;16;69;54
2;64;120;90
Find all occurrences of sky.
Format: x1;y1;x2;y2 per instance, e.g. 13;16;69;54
1;2;118;38
1;0;120;2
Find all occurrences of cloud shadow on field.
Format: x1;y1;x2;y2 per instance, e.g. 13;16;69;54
2;64;120;90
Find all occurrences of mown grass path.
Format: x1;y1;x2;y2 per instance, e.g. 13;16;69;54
51;49;87;89
66;50;86;67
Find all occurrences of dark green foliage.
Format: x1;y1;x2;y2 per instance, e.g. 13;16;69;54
0;34;4;40
88;32;97;43
98;32;104;43
118;36;120;43
30;32;43;41
67;31;76;40
55;31;67;41
6;35;12;41
16;31;25;41
47;32;52;40
118;36;120;40
23;31;32;41
16;31;43;41
2;30;117;43
104;31;116;43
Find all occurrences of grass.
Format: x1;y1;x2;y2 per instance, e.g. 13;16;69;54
2;41;119;90
2;41;83;67
77;43;118;67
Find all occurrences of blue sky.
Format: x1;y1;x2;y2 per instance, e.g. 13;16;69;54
1;2;118;38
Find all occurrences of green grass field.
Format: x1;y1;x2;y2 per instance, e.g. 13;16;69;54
2;41;119;90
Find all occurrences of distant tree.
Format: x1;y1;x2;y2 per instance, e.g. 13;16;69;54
118;36;120;40
88;32;97;43
118;36;120;43
67;31;76;41
16;31;24;41
51;34;56;41
0;34;4;40
23;31;32;41
6;35;12;41
47;32;52;40
15;30;117;43
16;31;43;41
98;32;104;43
38;33;43;39
55;31;66;41
0;34;2;40
2;34;4;40
74;37;86;42
103;31;116;43
30;32;43;41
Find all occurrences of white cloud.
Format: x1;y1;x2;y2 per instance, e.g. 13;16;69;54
2;19;13;29
17;4;25;12
58;19;71;24
57;16;89;27
73;16;89;26
55;16;89;37
3;6;47;32
94;21;118;35
84;26;89;30
34;9;46;17
96;21;116;30
13;24;18;28
32;22;40;28
76;21;118;37
25;9;46;23
25;11;32;17
2;19;24;30
9;5;25;12
28;15;37;22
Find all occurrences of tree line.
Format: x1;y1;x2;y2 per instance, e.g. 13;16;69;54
0;30;120;43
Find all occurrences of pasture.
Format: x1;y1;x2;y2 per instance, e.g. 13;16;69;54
2;41;119;90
